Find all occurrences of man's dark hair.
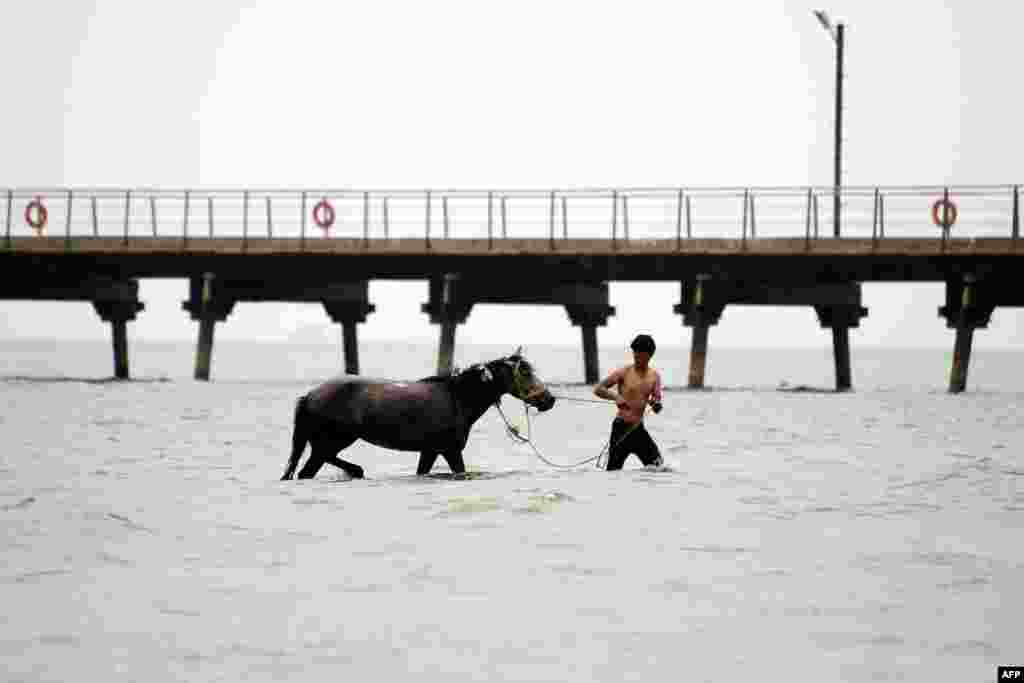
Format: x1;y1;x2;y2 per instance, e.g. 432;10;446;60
630;334;656;354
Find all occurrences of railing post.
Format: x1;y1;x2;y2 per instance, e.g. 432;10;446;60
208;196;214;238
548;190;555;250
871;187;879;245
123;190;132;245
500;195;507;239
561;195;568;240
442;195;450;240
300;191;308;250
805;187;813;248
685;194;692;239
813;191;820;238
486;191;493;249
266;196;273;238
749;191;756;239
741;189;749;243
879;192;885;239
1013;184;1020;240
622;194;630;242
610;190;618;249
4;189;12;249
425;190;431;249
242;190;249;250
150;196;158;237
941;186;951;248
383;196;390;241
675;189;683;250
183;190;190;246
91;196;98;237
65;189;73;247
363;191;370;246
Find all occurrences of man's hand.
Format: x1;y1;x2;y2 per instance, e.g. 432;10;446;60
594;385;620;404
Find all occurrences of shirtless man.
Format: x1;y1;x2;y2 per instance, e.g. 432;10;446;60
593;334;664;471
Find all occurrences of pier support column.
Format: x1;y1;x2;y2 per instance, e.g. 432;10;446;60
565;299;615;384
92;281;144;380
939;275;996;394
342;321;359;373
323;282;376;375
689;324;710;389
814;302;868;392
182;274;235;381
675;275;725;389
421;274;473;375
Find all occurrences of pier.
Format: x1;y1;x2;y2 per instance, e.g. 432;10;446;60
2;184;1020;391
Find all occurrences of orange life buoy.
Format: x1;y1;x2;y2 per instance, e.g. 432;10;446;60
25;197;48;233
313;199;336;230
932;197;958;229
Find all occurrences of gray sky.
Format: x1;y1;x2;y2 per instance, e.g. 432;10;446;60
1;0;1021;349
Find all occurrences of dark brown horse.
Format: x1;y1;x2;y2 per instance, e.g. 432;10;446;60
281;351;555;480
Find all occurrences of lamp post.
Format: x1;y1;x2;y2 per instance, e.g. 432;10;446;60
814;10;844;238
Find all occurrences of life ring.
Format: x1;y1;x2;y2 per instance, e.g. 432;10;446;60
312;199;336;231
25;197;48;233
932;197;958;229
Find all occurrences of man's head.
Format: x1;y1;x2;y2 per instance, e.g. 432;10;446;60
630;334;656;367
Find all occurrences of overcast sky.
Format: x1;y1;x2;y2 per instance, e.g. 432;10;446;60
1;0;1021;349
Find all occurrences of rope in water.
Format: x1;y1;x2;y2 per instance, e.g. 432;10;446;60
494;399;639;470
549;393;607;405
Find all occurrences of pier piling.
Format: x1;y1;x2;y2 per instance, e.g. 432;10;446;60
565;296;615;385
813;303;866;392
92;292;144;380
675;275;723;390
422;274;472;376
939;274;996;394
182;274;235;381
322;284;376;375
688;324;710;389
831;325;852;391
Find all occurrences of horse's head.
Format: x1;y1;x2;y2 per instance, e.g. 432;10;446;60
486;350;555;412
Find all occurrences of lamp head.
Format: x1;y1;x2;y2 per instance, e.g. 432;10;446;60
814;10;836;39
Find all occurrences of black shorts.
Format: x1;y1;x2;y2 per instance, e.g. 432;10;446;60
606;418;662;471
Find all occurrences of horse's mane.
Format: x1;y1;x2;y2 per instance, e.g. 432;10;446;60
417;374;454;383
416;365;466;383
416;360;503;385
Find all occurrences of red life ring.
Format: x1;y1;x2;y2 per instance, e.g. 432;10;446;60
25;197;48;233
932;197;958;229
313;199;336;231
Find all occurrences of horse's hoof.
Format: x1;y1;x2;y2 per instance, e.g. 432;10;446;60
280;474;292;481
348;467;365;479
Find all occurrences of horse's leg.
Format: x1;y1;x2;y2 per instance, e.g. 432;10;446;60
314;432;364;479
441;450;466;475
296;434;341;480
281;395;313;480
416;451;439;475
296;450;325;479
324;457;364;479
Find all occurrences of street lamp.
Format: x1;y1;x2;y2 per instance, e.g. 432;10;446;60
814;10;844;238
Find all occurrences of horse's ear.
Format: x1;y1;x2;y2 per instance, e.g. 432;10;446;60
513;345;523;357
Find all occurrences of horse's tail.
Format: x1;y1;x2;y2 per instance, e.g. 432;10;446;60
281;394;312;480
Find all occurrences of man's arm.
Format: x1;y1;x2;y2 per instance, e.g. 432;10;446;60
648;370;664;414
593;369;627;408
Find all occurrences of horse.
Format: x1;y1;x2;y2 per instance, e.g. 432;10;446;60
280;350;556;480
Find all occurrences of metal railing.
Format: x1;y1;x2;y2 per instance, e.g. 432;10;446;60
3;184;1020;249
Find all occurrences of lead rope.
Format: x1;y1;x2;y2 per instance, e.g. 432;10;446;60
494;399;640;470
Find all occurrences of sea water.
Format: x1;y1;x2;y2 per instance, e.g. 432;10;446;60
1;340;1021;682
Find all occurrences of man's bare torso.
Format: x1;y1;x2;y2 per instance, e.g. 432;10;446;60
607;364;661;424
